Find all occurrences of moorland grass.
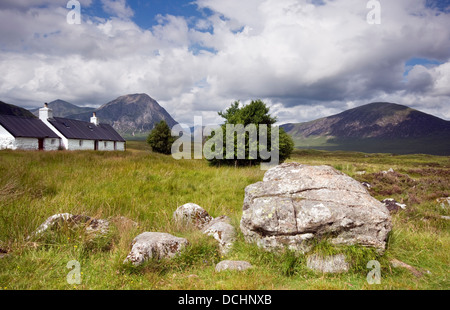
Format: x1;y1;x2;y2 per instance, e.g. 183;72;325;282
0;143;448;290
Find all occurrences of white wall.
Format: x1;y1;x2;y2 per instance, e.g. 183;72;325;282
97;140;113;151
44;138;61;151
0;125;14;150
67;139;95;151
0;124;62;151
14;138;39;150
0;126;37;150
116;141;126;151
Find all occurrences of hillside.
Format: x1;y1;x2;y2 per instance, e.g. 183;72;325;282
30;99;95;118
281;102;450;155
69;94;178;137
0;101;36;118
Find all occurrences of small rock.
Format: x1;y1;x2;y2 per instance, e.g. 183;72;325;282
28;213;110;240
382;198;407;213
0;248;7;259
361;182;371;189
355;171;366;175
202;217;236;254
215;260;253;272
382;168;395;174
441;216;450;221
390;259;423;278
436;197;450;209
124;232;189;266
187;274;199;279
110;216;138;228
173;203;213;229
306;254;349;273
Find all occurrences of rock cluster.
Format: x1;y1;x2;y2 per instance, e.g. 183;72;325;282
24;163;396;274
122;203;238;266
173;203;236;255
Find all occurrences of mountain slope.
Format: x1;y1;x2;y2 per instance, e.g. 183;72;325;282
281;102;450;155
0;101;36;118
69;94;178;137
30;99;95;118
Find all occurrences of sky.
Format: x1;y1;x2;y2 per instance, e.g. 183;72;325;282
0;0;449;126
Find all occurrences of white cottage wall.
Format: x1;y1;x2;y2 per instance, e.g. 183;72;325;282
14;138;39;150
116;141;126;151
67;139;95;151
43;138;61;151
0;124;15;150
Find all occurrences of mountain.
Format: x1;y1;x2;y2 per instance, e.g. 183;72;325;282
68;94;178;137
0;101;36;118
30;99;95;118
281;102;450;155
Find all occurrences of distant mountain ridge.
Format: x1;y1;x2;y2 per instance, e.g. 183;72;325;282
68;94;178;137
0;101;36;118
30;99;95;118
281;102;450;155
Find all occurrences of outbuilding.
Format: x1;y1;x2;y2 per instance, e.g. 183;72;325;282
38;103;125;151
0;114;61;150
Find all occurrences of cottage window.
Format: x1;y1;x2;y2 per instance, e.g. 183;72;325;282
79;140;83;147
51;139;55;145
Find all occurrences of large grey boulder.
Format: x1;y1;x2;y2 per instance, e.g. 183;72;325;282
124;232;189;266
240;163;392;253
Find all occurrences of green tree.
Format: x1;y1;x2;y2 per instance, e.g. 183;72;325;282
147;120;175;155
207;100;294;167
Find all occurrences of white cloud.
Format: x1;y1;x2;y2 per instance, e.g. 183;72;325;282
0;0;449;125
100;0;134;19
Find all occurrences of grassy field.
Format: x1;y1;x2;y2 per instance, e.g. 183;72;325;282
0;141;449;290
292;135;450;156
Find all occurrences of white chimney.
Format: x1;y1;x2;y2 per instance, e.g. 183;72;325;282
39;103;53;121
90;112;99;126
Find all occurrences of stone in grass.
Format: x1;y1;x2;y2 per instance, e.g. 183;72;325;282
124;232;189;266
381;198;407;213
202;216;236;255
215;260;253;272
173;203;213;229
0;248;7;259
390;259;425;278
436;197;450;209
28;213;110;240
306;254;349;274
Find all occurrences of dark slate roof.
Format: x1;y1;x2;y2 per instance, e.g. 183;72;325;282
48;117;125;142
0;115;60;139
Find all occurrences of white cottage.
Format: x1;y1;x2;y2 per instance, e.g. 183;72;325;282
38;103;126;151
0;114;61;150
